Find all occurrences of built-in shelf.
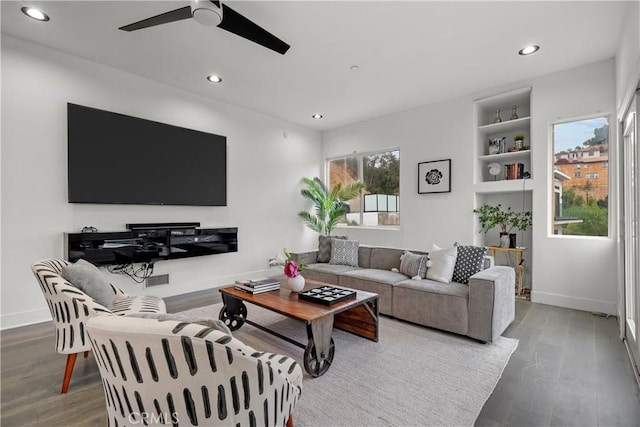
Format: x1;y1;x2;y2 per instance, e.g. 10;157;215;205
478;150;530;163
478;116;531;136
474;179;535;194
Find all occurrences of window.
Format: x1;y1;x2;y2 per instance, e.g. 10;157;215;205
328;149;400;227
552;116;609;237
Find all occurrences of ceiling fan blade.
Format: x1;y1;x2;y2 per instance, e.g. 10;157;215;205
217;3;290;55
119;6;192;32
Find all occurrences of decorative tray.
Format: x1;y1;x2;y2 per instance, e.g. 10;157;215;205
298;286;357;306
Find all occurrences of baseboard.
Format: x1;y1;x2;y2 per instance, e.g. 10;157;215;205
530;290;617;315
1;307;52;331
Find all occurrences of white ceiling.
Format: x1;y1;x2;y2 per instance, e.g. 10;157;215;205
1;1;630;131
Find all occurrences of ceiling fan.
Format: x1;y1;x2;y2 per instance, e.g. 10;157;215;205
119;0;290;55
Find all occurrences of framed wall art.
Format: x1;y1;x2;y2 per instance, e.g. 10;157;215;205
418;159;451;194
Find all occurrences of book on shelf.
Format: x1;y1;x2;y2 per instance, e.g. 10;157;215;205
504;162;525;180
234;283;280;294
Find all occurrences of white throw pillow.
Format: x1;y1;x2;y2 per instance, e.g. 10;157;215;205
425;244;458;283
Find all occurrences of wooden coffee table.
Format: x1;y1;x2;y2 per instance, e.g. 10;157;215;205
219;280;379;377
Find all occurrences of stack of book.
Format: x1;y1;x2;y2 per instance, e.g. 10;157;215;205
234;278;280;294
504;162;525;180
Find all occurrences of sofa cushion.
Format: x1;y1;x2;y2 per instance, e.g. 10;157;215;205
61;258;115;307
452;245;488;285
399;251;429;278
394;278;469;298
369;247;406;270
358;246;373;268
425;245;458;283
330;239;359;267
302;263;361;285
317;235;348;263
341;268;409;285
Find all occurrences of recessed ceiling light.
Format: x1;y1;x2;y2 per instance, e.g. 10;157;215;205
21;6;49;21
518;45;540;56
206;74;222;83
312;114;323;119
350;65;360;71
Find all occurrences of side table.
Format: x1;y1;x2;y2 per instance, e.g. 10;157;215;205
487;246;526;296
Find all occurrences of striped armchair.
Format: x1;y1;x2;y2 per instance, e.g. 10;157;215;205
86;315;303;427
31;259;166;393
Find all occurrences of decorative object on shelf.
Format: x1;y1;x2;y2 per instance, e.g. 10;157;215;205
418;159;451;194
510;105;519;120
473;204;532;247
513;133;525;150
488;163;501;180
283;249;305;292
500;137;507;153
493;109;502;123
489;138;501;155
298;177;365;235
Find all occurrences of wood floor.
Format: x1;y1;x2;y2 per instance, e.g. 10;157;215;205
2;293;639;426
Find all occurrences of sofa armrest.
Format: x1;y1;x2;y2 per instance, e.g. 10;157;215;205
290;250;318;265
467;266;515;342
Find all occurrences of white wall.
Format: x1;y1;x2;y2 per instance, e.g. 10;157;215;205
322;59;618;315
530;60;617;314
322;98;475;251
1;36;321;329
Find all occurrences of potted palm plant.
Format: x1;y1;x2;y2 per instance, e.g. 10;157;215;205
473;203;532;247
298;177;365;235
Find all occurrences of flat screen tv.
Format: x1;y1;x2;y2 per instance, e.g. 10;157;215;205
67;103;227;206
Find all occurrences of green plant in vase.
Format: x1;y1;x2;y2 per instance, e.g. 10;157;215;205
474;204;532;247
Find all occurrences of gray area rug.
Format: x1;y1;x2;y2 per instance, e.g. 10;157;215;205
181;303;518;427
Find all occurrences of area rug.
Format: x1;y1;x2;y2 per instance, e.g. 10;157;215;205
180;303;518;427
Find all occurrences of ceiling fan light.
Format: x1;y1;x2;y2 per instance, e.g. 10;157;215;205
21;7;50;21
192;0;223;26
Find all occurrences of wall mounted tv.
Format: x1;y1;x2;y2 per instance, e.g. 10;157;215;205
67;103;227;206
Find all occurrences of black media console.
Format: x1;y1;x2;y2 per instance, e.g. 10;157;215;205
65;223;238;266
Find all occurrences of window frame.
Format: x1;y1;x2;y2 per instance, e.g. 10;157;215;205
550;113;612;239
326;147;401;229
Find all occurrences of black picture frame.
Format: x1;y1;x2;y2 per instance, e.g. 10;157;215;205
418;159;451;194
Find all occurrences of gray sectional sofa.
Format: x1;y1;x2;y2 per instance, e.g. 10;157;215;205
291;245;515;343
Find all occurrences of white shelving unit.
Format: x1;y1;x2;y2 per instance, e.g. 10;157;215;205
473;87;534;296
474;87;532;188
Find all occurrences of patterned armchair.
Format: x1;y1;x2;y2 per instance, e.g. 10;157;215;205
31;259;166;393
86;315;303;427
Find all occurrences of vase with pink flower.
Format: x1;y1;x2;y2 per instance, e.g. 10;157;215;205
283;249;305;292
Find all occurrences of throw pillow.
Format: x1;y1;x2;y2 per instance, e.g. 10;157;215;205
452;244;488;285
399;250;429;278
61;258;115;307
330;239;360;267
317;235;348;263
425;244;458;283
127;313;231;335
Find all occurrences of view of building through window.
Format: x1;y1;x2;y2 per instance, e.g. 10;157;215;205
552;116;609;236
328;149;400;227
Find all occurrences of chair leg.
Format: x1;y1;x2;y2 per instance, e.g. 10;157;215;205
84;351;89;358
286;415;293;427
61;353;78;394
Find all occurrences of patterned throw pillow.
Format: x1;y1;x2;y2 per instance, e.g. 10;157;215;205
399;251;429;278
330;239;360;267
452;244;488;285
425;244;458;283
317;235;348;263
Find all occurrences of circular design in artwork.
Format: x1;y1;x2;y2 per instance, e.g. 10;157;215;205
488;162;501;176
425;169;443;185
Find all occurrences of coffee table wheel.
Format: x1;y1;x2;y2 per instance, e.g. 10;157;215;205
303;337;335;377
218;304;247;331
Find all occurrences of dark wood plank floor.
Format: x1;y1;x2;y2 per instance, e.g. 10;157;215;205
2;294;638;426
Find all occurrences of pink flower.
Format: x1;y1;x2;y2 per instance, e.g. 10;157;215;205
284;260;299;278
